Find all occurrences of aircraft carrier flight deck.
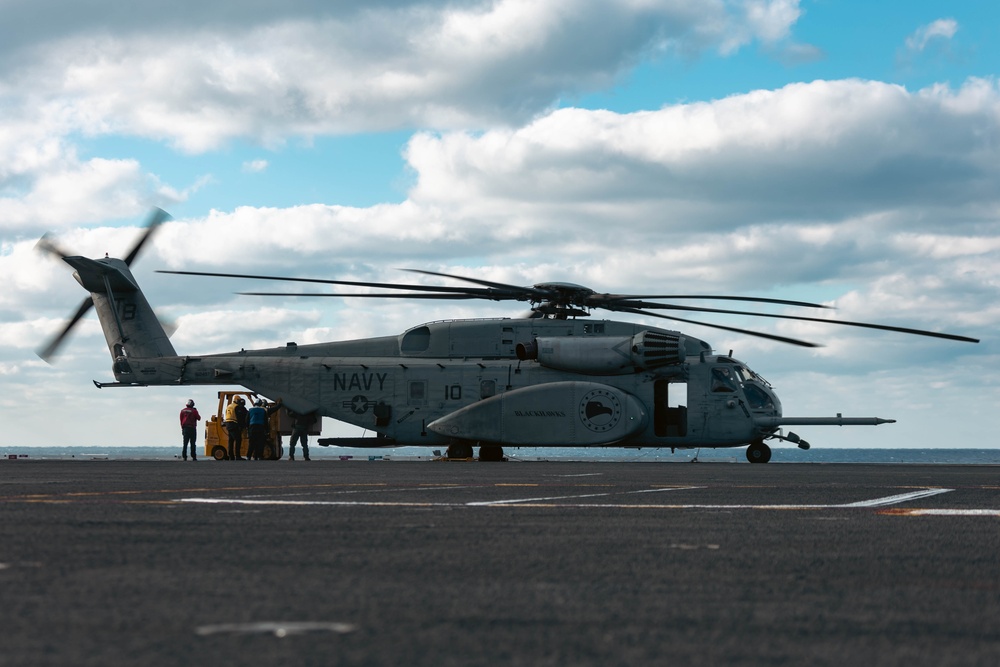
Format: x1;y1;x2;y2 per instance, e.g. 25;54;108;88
2;460;998;666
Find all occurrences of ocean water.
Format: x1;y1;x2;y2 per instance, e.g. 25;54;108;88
3;445;1000;464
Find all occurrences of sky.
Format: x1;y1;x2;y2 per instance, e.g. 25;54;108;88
1;0;997;451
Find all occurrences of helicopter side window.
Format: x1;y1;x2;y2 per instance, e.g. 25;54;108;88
400;326;431;353
747;367;772;387
409;381;426;401
711;367;738;393
743;384;774;410
480;380;496;399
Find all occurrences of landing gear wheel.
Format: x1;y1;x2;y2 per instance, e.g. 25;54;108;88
447;443;474;459
746;441;771;464
478;445;505;462
211;446;228;461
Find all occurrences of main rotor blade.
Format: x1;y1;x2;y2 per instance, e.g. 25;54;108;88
123;208;171;266
158;270;521;299
402;269;549;300
405;271;831;310
237;291;487;299
161;266;978;344
622;301;980;344
37;296;94;362
615;306;821;348
599;294;831;309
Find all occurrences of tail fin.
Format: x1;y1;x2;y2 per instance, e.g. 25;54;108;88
62;255;176;375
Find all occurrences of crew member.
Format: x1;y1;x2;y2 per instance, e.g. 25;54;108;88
179;399;201;461
224;396;249;460
246;398;282;460
287;409;317;461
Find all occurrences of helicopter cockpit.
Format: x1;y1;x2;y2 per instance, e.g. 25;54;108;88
710;358;781;414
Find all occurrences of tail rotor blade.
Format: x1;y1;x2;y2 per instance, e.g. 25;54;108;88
35;233;74;260
37;296;94;362
123;208;171;266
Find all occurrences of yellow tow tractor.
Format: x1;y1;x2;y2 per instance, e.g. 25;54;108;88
203;390;316;460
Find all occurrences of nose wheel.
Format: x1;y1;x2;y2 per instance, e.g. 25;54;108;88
446;443;475;459
746;441;771;464
478;445;506;462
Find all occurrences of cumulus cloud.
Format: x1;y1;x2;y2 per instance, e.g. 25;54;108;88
724;0;801;53
0;0;805;153
0;0;811;236
242;159;269;174
905;18;959;53
13;77;997;347
405;79;1000;234
84;77;992;365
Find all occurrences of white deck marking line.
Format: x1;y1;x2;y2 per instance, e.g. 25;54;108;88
177;487;960;510
467;492;615;506
196;621;357;637
239;484;484;500
181;498;450;507
836;488;953;507
179;486;700;508
884;509;1000;517
466;486;698;506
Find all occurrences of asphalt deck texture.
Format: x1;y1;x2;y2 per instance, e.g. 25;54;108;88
1;460;998;667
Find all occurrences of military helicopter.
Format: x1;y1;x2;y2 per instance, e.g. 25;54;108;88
37;210;979;463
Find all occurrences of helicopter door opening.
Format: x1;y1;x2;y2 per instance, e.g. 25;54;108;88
653;379;687;437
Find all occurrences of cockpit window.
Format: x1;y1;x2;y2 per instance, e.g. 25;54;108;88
743;384;774;410
711;367;738;393
743;366;771;387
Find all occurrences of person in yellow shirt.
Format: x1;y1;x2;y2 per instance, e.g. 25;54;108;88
224;397;248;460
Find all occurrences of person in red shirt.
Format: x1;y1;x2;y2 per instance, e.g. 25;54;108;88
179;399;201;461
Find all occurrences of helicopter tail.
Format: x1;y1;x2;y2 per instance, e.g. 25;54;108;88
36;209;184;385
60;255;177;377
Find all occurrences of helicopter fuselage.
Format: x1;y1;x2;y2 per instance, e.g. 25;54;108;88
113;317;795;450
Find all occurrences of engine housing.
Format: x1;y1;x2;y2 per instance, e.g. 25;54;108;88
516;331;686;374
